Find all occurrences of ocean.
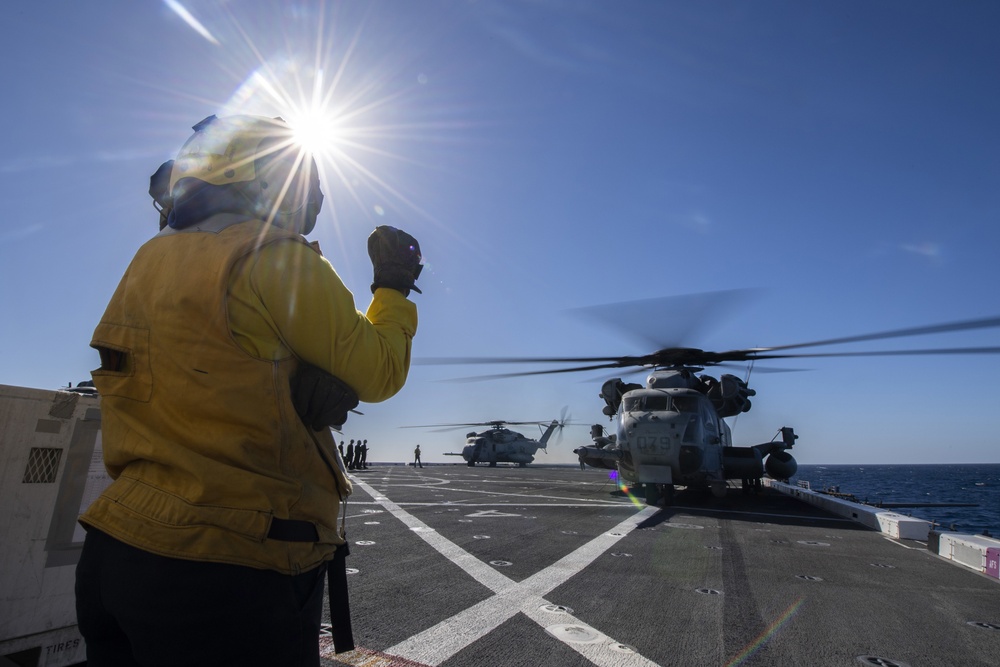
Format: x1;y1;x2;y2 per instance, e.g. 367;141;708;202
792;464;1000;538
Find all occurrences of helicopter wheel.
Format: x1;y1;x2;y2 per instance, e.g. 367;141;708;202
643;484;660;506
467;460;475;467
660;484;674;506
489;462;497;467
518;462;526;467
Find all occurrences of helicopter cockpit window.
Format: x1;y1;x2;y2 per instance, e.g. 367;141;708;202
644;395;670;411
623;395;671;412
701;401;718;433
671;396;699;414
681;413;701;443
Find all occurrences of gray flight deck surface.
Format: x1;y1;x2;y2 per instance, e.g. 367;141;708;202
319;465;999;667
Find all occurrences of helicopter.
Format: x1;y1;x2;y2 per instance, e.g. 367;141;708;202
403;416;568;467
415;293;1000;504
574;370;798;505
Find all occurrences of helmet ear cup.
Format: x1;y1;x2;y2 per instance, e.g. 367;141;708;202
149;160;175;230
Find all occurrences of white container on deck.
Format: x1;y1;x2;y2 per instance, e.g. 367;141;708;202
0;384;109;666
937;533;1000;575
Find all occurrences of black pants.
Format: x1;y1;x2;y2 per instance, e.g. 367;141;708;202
75;528;326;667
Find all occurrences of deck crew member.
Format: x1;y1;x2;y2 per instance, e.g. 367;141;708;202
75;114;422;666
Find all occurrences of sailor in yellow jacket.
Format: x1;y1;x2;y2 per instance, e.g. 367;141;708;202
75;114;422;667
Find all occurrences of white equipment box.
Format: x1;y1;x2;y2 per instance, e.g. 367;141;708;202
0;384;109;667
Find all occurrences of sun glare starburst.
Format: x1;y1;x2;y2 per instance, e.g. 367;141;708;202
185;7;457;248
219;57;417;234
287;107;342;156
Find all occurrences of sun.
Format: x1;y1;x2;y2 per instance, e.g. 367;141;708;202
220;65;346;169
217;47;439;234
287;106;342;157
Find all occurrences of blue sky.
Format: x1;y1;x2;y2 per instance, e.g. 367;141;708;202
2;1;998;465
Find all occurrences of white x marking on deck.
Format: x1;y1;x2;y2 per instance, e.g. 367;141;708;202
349;476;660;667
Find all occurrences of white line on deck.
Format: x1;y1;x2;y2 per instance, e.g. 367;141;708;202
351;476;660;667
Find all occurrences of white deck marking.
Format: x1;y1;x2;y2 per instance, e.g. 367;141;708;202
361;474;628;504
353;501;632;508
350;476;659;666
882;536;920;550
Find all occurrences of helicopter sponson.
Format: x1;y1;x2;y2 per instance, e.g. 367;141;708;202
573;444;620;470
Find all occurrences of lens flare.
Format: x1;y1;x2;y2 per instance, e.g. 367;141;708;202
609;471;645;508
618;484;645;509
725;596;806;666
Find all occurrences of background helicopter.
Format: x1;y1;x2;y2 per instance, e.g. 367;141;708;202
415;293;1000;504
403;414;571;467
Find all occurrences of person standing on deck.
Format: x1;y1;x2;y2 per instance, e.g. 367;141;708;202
75;114;423;666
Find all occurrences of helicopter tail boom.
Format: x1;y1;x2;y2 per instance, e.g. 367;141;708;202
537;419;561;448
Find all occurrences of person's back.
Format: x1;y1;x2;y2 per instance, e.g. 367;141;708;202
76;114;425;667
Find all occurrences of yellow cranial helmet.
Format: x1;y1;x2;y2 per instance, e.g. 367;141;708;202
169;114;324;234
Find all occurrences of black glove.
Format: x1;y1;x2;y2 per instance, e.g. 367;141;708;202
290;363;360;431
368;225;423;296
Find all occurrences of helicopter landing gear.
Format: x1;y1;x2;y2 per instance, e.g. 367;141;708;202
643;483;674;506
660;484;674;506
518;462;527;467
644;484;659;506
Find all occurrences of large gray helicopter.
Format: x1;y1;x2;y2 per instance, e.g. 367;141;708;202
416;293;1000;504
575;370;797;505
404;417;567;467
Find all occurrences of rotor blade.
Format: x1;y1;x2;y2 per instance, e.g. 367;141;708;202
399;424;483;431
443;361;648;382
566;289;759;350
414;355;629;366
443;347;1000;382
401;420;554;429
744;346;1000;360
400;421;514;429
714;362;808;374
418;311;1000;379
505;421;557;426
751;315;1000;354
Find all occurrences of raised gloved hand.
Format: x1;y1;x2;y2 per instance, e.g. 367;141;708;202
368;225;423;296
290;362;360;431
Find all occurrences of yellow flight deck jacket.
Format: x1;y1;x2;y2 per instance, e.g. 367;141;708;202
82;218;416;574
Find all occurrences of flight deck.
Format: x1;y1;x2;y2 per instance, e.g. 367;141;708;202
320;464;999;667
